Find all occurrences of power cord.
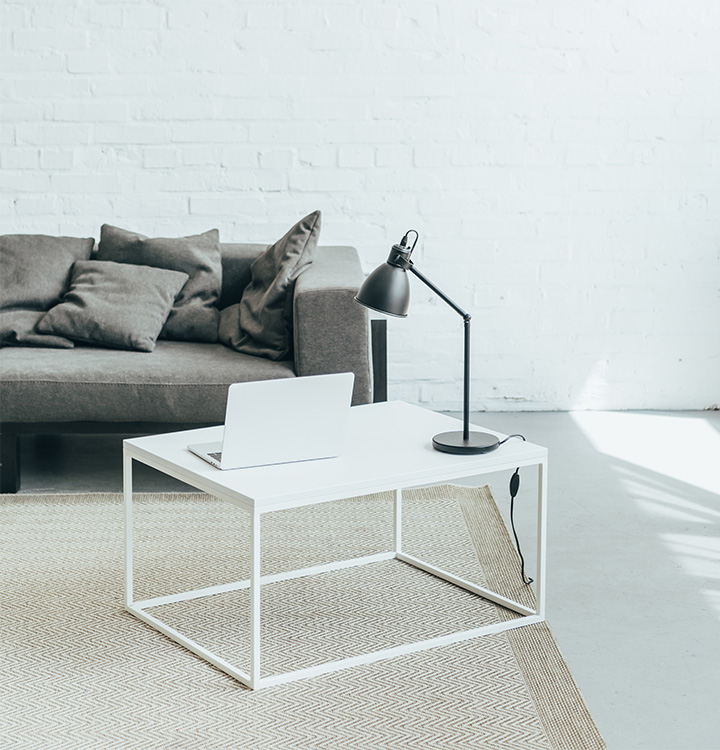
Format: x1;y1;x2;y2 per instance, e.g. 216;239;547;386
498;433;526;447
499;434;534;585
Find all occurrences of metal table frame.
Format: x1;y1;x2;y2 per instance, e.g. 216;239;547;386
123;402;548;690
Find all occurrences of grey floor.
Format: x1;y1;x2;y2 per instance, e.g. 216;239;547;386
10;409;720;750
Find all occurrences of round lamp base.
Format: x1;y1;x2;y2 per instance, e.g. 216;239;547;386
432;431;500;455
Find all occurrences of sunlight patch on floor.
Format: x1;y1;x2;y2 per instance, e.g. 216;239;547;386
570;412;720;496
661;534;720;580
614;465;720;524
701;589;720;621
573;411;720;624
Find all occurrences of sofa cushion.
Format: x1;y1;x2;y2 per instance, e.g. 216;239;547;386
0;310;75;349
97;225;222;343
217;243;267;310
0;233;94;348
37;261;189;353
0;341;295;423
219;211;321;361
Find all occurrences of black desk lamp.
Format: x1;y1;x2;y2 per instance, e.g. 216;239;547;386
355;230;499;455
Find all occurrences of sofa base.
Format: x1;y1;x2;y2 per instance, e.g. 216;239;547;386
0;321;389;493
0;421;219;494
1;431;20;494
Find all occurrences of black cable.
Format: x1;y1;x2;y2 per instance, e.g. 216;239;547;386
498;433;526;446
499;434;534;585
510;468;533;585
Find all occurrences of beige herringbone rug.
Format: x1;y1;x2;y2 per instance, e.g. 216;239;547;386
1;486;605;750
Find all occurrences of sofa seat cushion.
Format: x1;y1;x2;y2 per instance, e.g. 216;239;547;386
0;341;295;424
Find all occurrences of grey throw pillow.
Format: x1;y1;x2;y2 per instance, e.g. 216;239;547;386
97;225;221;342
37;260;189;352
0;233;94;348
0;310;74;349
219;211;321;361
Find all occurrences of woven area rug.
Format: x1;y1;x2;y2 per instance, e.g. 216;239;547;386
1;485;605;750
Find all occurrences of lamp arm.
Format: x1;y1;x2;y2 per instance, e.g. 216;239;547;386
408;263;472;441
408;264;471;321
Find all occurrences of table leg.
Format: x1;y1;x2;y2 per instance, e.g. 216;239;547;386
123;452;133;608
535;460;548;620
393;488;403;554
250;509;261;688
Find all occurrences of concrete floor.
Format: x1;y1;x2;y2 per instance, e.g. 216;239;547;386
10;409;720;750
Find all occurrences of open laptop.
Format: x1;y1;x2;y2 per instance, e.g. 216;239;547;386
187;372;355;470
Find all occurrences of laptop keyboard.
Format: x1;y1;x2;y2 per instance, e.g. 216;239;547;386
209;451;222;461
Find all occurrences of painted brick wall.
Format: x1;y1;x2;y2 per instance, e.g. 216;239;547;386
2;0;719;410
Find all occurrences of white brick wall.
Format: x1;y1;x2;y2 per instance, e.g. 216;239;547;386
1;0;719;410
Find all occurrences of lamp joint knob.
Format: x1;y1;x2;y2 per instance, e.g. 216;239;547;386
388;244;412;269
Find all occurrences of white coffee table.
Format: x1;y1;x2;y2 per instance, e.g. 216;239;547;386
123;400;548;690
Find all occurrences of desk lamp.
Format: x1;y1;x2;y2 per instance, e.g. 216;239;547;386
355;230;499;455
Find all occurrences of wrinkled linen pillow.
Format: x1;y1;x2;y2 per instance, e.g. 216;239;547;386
37;260;189;352
0;310;75;349
219;211;321;361
0;233;94;348
97;225;221;342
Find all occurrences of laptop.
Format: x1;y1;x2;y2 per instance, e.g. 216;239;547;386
187;372;355;470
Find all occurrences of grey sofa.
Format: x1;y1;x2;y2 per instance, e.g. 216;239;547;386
0;242;386;493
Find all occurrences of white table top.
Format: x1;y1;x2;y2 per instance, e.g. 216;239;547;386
124;401;547;512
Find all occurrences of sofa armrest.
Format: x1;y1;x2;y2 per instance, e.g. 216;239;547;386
293;246;371;405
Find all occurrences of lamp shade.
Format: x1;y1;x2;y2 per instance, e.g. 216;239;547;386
354;262;410;317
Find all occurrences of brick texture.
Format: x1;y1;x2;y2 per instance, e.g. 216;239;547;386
1;0;719;410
